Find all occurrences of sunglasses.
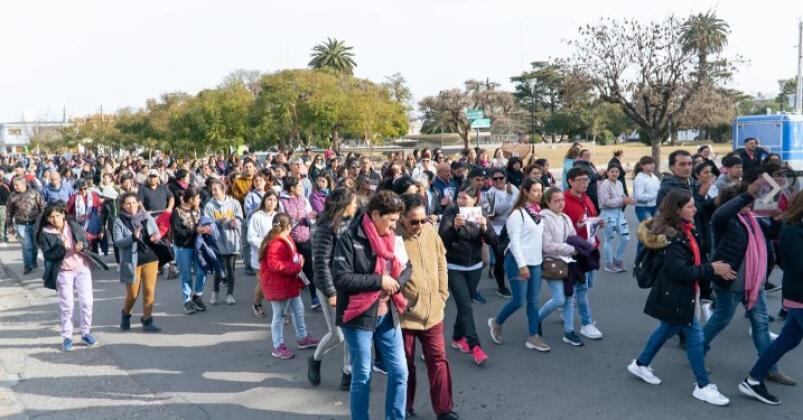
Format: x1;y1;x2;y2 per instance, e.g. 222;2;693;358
408;219;427;226
492;176;505;181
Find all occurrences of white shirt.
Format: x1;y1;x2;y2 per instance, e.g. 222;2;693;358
247;210;277;269
633;172;660;207
505;208;544;269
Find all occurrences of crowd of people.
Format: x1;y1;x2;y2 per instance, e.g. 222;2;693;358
1;136;801;418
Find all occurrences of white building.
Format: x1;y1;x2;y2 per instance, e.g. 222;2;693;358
0;121;70;153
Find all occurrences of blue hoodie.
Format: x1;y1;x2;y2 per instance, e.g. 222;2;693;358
42;182;74;205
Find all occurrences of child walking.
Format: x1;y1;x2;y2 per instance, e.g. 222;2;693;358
259;213;319;359
38;203;96;352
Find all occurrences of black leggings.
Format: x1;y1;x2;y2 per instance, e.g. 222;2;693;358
448;268;483;348
214;254;236;295
492;246;507;291
296;240;317;302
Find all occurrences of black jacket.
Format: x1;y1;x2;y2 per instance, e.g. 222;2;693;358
710;192;778;288
38;221;89;290
779;222;803;306
312;216;353;298
438;206;497;267
656;175;715;256
170;207;200;249
639;220;717;326
736;147;769;174
332;214;412;331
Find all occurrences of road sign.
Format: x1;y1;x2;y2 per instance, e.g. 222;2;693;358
465;109;484;120
470;118;491;129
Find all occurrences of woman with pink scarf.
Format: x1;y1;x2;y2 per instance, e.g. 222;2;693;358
331;190;412;420
704;181;796;386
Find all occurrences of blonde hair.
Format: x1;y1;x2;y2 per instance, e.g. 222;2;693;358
258;213;293;264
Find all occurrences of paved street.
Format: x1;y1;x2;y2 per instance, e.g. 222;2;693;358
1;209;801;419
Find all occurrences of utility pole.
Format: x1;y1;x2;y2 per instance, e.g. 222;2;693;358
796;20;803;114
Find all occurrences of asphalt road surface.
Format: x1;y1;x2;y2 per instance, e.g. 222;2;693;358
0;208;800;419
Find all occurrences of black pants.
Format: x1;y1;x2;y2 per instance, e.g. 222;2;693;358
492;246;507;291
448;268;482;348
214;254;236;295
296;240;317;303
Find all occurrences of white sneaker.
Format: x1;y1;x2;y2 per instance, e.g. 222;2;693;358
701;301;713;323
748;327;779;341
580;323;603;340
210;291;219;305
627;360;661;385
692;384;730;406
226;294;236;305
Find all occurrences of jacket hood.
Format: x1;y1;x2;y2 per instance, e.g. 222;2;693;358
637;219;674;250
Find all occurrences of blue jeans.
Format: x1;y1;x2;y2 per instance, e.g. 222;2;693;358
600;208;630;267
16;223;38;270
703;288;777;372
750;308;803;381
565;271;594;329
634;206;656;222
539;280;571;333
174;246;208;303
638;318;709;387
496;253;541;336
343;315;408;420
269;296;307;348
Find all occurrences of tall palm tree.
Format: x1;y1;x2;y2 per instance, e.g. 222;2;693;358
308;37;357;75
680;11;730;82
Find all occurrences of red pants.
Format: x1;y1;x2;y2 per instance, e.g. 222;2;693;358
402;322;454;415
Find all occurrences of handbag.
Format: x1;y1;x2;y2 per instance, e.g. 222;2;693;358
542;257;569;280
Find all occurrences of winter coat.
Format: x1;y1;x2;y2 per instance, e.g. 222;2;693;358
541;209;577;259
656;175;715;256
332;214;412;331
309;190;328;214
573;160;600;212
399;222;449;331
311;217;352;298
779;222;803;306
42;182;74;205
38;220;91;290
438;206;497;267
112;214;159;284
170;206;201;249
5;188;44;225
639;220;716;326
260;236;304;301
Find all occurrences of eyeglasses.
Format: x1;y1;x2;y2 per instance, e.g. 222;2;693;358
492;176;505;181
408;219;427;226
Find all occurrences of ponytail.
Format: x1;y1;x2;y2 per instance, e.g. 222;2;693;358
258;213;293;264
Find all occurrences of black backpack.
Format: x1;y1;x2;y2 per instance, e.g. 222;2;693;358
632;245;665;289
495;210;527;256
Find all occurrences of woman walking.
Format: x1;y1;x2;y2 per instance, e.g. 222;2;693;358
114;192;163;332
633;156;660;222
38;203;96;351
308;187;358;389
483;168;518;298
170;187;208;315
487;178;548;352
598;165;634;273
247;190;280;318
203;179;243;305
439;184;496;365
627;189;736;406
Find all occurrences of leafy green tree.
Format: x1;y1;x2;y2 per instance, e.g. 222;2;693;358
309;37;357;75
681;11;730;82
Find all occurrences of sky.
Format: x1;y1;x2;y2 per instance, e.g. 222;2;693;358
2;0;802;122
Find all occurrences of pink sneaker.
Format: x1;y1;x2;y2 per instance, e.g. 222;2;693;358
451;337;471;353
472;346;488;365
271;344;295;359
297;335;320;349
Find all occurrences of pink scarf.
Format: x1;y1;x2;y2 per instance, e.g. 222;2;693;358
738;212;767;310
342;215;408;323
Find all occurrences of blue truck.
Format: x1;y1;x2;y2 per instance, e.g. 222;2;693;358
733;114;803;169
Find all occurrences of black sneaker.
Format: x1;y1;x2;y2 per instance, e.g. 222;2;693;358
183;301;197;315
562;331;584;347
244;267;256;276
472;291;487;305
192;295;207;312
779;308;788;320
438;411;460;420
765;282;782;293
339;372;351;391
739;378;780;405
496;287;512;299
307;356;321;385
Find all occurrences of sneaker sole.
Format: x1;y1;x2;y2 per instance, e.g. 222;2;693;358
496;291;512;299
297;343;319;350
272;353;295;360
580;331;603;340
451;342;471;353
738;382;781;405
487;318;503;345
562;337;584;347
693;391;729;406
627;363;661;385
524;342;551;352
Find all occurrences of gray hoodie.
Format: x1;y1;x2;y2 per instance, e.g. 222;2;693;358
203;196;243;255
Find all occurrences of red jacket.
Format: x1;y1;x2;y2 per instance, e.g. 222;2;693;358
563;191;598;244
259;236;304;301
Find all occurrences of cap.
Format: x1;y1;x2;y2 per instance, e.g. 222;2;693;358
148;169;160;177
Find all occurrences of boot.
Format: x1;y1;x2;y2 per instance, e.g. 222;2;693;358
339;372;351;391
120;311;131;331
307;355;321;385
141;317;162;333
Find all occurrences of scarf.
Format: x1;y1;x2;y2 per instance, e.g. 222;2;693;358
119;207;148;234
341;215;408;323
680;221;701;294
75;192;90;223
523;202;542;224
738;212;767;310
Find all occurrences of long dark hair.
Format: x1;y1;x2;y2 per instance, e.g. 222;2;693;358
318;187;356;230
511;177;541;211
259;189;279;213
653;189;693;235
36;203;67;241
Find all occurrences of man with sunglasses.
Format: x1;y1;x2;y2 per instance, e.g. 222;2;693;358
398;193;459;420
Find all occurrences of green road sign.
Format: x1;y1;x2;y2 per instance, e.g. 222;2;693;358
465;109;484;120
470;118;491;129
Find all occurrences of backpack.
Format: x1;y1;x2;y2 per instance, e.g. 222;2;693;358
632;245;665;289
495;209;529;256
